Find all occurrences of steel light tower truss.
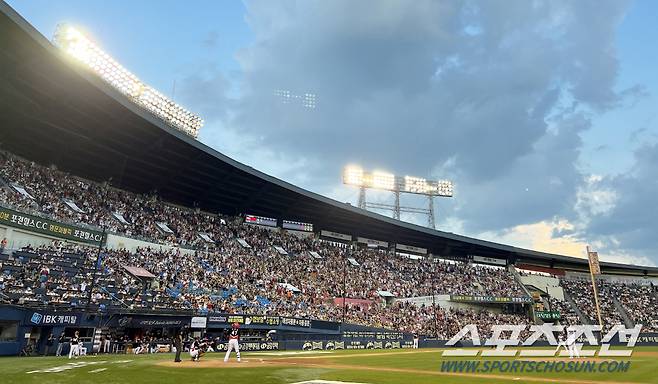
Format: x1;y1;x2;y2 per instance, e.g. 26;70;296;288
343;166;453;230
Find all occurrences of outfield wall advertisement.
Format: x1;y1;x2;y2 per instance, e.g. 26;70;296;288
4;306;658;356
206;313;339;331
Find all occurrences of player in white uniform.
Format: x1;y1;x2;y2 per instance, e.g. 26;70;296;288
554;330;569;356
189;337;204;362
224;323;241;362
566;329;580;359
68;331;80;359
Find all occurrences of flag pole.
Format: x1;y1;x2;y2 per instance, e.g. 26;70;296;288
587;246;604;331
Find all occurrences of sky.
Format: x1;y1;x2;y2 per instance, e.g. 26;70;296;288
6;0;658;266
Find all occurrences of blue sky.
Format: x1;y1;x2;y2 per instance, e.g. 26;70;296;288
581;0;657;176
7;0;251;95
7;0;658;265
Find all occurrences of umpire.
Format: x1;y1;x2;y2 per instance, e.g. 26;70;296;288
174;332;183;362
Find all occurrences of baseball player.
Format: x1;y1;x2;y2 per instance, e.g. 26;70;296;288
412;332;419;349
68;331;80;359
566;328;580;359
224;323;241;362
189;337;203;362
554;330;569;356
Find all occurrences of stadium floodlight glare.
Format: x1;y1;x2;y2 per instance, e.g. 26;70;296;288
53;24;203;138
342;167;453;197
372;171;396;191
343;165;364;186
342;166;453;229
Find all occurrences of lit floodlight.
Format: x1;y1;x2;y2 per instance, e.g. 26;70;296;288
404;176;429;194
372;171;395;191
343;166;453;229
343;166;364;186
436;180;454;197
343;167;453;197
53;24;203;138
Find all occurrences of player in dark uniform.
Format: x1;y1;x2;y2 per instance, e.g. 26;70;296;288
174;332;183;362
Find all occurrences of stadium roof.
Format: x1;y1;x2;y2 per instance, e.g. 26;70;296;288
1;2;656;277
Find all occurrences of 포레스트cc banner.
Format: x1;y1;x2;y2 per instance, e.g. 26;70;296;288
0;205;105;245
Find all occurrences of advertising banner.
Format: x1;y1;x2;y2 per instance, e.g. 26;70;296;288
114;315;189;328
191;316;207;328
536;311;561;320
301;339;414;351
214;341;279;352
450;295;532;304
320;230;352;242
0;205;105;245
280;317;311;328
26;311;79;326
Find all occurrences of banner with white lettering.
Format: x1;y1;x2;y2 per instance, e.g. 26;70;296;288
0;205;105;245
27;312;79;326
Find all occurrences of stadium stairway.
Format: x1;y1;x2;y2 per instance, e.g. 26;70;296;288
508;266;541;324
508;266;534;298
563;291;592;325
611;296;634;328
540;295;551;312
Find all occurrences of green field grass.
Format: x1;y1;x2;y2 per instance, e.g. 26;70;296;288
2;347;657;384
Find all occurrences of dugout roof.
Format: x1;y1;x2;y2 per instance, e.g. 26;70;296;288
1;2;655;276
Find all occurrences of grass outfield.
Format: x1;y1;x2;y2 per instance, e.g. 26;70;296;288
2;347;657;384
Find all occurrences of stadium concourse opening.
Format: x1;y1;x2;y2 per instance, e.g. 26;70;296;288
1;6;658;384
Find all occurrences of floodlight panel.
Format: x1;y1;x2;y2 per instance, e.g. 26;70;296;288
433;180;454;197
53;24;203;138
372;171;395;190
343;166;453;196
400;175;453;196
343;166;365;186
404;176;431;194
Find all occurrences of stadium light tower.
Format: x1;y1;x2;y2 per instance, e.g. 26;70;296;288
343;166;453;229
52;24;204;138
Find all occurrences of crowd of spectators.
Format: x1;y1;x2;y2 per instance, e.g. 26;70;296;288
560;279;624;331
0;231;530;336
0;149;591;337
0;151;228;248
546;297;582;326
0;242;93;306
559;278;658;332
377;301;529;339
603;281;658;332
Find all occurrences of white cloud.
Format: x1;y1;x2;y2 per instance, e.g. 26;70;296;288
478;219;586;258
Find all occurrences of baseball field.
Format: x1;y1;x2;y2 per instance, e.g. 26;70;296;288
2;347;658;384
